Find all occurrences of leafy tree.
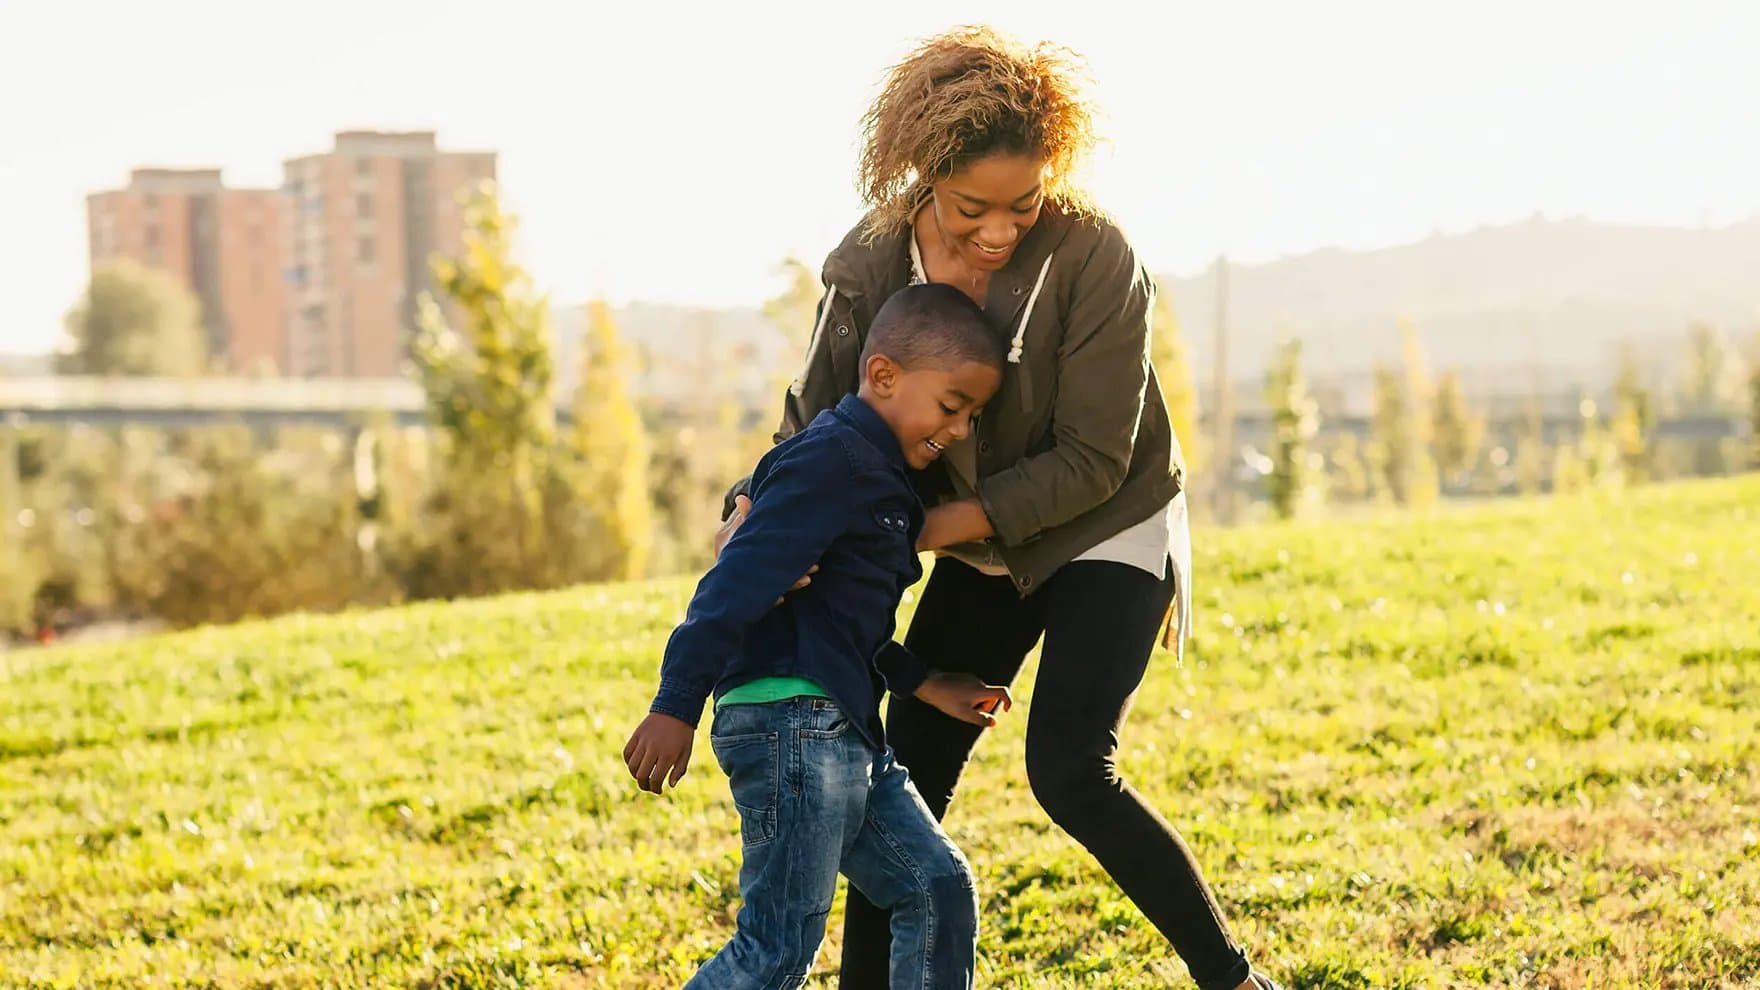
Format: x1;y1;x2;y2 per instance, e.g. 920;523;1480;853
58;260;207;376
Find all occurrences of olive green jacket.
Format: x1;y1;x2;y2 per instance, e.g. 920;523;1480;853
763;202;1184;596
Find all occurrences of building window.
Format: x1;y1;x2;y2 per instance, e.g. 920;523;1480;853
358;237;374;264
143;224;159;249
355;157;373;179
356;193;372;218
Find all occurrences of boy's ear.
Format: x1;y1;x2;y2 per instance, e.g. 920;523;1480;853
864;353;899;396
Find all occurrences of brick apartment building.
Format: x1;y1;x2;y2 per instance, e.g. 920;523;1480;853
87;168;286;372
282;131;496;377
86;131;496;377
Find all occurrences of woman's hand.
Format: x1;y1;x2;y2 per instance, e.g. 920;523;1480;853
713;494;752;559
717;493;817;604
918;498;996;551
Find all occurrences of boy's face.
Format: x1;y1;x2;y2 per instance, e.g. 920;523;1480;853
863;354;1003;470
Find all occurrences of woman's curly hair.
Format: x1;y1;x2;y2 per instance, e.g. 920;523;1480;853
858;25;1101;240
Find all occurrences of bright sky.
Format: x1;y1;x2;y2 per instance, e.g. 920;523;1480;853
2;0;1757;354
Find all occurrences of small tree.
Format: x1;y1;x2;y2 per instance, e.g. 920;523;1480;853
1516;395;1547;495
1328;433;1370;503
406;183;557;593
1574;394;1620;487
569;300;653;581
0;423;25;633
763;257;825;354
1399;322;1439;507
1432;370;1483;489
1151;289;1201;473
1551;442;1588;494
58;261;208;376
1678;321;1744;476
1264;339;1321;518
1370;356;1437;508
1749;331;1760;471
1369;363;1403;504
1610;343;1655;485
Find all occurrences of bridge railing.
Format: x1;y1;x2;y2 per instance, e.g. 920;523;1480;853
0;376;426;413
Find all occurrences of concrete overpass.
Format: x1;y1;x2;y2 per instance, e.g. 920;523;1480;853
0;376;432;429
0;375;1743;443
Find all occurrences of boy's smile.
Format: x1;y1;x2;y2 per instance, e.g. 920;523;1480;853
869;359;1004;470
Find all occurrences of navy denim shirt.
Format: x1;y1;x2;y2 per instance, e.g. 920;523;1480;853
650;393;930;749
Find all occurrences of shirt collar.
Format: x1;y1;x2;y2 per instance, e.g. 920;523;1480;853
833;393;909;473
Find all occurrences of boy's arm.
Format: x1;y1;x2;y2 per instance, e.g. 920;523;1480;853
650;437;856;727
873;641;931;699
877;642;1014;728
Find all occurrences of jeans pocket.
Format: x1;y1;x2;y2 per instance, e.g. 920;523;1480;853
711;730;779;847
798;700;852;740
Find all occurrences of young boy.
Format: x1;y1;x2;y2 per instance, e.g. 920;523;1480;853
624;283;1011;989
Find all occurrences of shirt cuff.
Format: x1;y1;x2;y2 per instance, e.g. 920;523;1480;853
873;641;931;698
649;682;710;727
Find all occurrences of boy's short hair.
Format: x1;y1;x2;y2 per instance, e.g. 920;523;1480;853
860;283;1005;373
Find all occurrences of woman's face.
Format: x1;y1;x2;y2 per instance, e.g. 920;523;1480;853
929;153;1048;273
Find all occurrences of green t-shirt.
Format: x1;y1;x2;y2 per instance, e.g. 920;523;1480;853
717;676;830;710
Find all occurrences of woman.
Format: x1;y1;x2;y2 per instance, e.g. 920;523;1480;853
721;26;1279;990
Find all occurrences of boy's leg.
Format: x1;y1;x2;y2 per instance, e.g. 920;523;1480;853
840;559;1042;986
840;748;979;990
688;699;869;990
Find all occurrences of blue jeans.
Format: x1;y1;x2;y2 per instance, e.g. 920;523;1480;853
686;697;978;990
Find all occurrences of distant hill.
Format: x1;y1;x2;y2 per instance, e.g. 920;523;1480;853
551;302;791;407
1159;214;1760;391
494;215;1760;411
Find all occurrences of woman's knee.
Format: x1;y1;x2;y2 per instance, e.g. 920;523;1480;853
1025;735;1118;826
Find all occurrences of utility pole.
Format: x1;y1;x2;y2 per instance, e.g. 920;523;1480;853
1210;256;1236;524
0;414;21;624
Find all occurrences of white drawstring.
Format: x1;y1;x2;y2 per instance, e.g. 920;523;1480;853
1008;254;1054;364
790;282;838;397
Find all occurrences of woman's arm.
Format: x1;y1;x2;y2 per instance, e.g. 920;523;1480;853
975;224;1155;546
918;497;995;551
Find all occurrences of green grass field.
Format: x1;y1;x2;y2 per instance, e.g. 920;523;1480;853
4;477;1758;988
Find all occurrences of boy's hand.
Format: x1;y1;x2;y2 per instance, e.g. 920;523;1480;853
623;713;695;794
914;672;1012;728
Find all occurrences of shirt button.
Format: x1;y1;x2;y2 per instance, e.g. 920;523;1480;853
1012;287;1023;296
836;325;850;336
979;441;992;454
1020;575;1034;588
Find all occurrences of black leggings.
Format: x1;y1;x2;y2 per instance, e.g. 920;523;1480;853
838;557;1252;990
